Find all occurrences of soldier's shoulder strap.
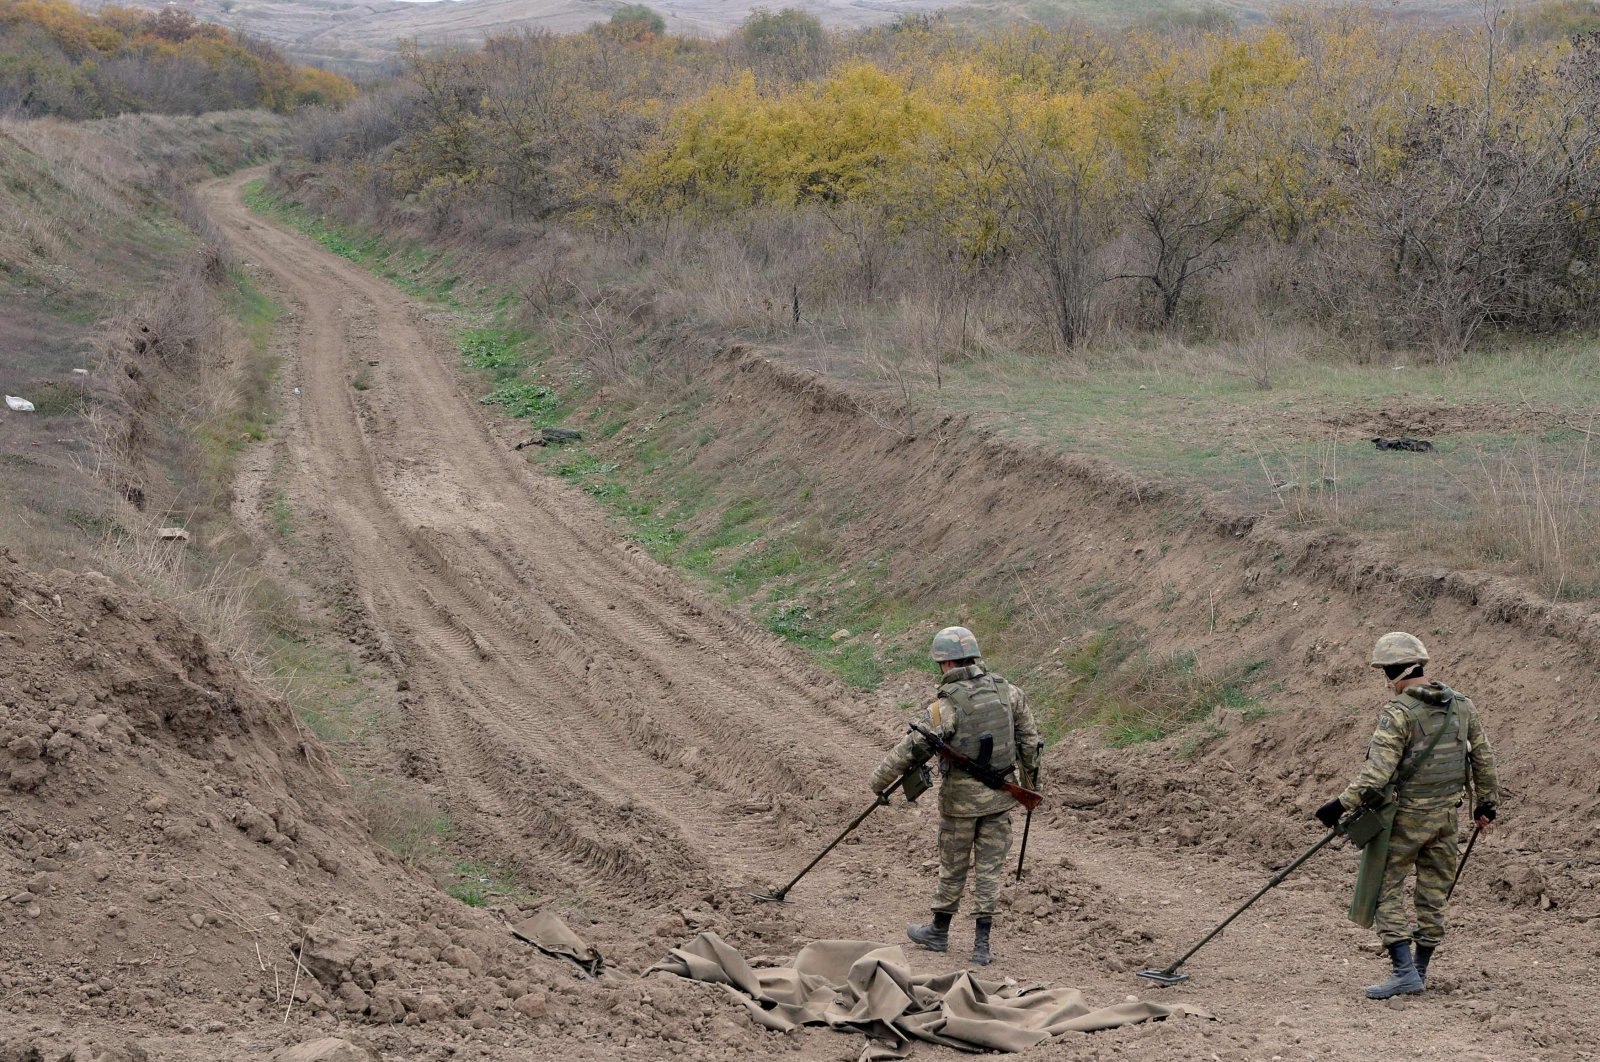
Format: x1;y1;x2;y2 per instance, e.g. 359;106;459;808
1392;695;1456;791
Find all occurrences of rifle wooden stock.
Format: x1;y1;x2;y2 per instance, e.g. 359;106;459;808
908;723;1043;811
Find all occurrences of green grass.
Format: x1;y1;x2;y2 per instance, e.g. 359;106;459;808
268;631;379;746
195;270;281;487
462;325;538;378
269;488;293;538
481;381;556;419
1097;653;1268;747
444;861;533;907
924;337;1600;599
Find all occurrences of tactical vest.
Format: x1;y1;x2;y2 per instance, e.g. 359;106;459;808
938;671;1016;775
1394;687;1470;804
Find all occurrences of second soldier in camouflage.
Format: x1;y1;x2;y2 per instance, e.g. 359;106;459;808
1315;632;1500;999
869;626;1042;966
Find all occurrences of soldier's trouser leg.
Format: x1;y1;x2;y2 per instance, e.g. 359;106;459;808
932;816;978;914
969;811;1014;918
1374;807;1458;946
1411;808;1460;947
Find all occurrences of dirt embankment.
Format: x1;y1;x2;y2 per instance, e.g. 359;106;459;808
594;347;1599;913
0;553;770;1058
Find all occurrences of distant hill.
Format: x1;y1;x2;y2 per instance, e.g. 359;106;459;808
66;0;953;73
62;0;1526;75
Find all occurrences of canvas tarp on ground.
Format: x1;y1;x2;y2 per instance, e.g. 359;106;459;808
652;933;1210;1059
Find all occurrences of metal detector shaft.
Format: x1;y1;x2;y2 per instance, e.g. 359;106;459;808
756;776;903;903
1015;806;1034;882
1141;825;1342;982
1445;823;1482;904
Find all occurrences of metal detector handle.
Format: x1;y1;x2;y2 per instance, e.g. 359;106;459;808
1015;806;1034;882
1150;825;1343;979
766;776;903;902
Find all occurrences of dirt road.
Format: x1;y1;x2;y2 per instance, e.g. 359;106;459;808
202;172;1594;1060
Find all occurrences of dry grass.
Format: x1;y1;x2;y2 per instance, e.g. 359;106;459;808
1459;430;1599;600
93;516;267;664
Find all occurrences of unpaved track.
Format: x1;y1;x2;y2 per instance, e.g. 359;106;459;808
206;172;1594;1060
204;173;893;908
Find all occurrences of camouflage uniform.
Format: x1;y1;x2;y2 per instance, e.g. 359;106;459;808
1338;681;1500;946
869;663;1042;917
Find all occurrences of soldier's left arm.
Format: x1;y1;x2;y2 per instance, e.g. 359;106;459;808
868;704;939;794
1466;703;1500;808
1010;685;1043;781
1338;704;1408;809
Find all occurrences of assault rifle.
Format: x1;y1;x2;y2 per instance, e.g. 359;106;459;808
908;723;1043;811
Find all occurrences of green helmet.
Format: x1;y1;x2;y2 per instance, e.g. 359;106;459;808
931;626;981;662
1370;631;1428;669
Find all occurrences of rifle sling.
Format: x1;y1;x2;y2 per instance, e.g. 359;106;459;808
910;723;1014;792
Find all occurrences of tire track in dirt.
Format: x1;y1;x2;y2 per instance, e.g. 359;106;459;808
202;174;885;909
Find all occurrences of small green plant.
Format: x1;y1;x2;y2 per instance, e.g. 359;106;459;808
461;326;529;376
480;382;555;419
443;861;530;907
765;600;814;642
270;489;293;538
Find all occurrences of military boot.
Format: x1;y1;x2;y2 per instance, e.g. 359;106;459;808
970;917;993;966
1415;944;1436;986
907;912;952;953
1365;941;1425;999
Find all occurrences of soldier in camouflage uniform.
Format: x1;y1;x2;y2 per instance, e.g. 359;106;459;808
1315;632;1500;999
869;626;1042;967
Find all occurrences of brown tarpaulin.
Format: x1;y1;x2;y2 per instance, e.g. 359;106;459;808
511;911;605;977
651;933;1210;1059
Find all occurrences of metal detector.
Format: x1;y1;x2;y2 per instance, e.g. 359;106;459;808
1137;825;1344;986
1445;822;1483;904
750;775;908;904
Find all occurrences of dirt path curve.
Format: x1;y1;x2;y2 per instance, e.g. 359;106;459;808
203;173;903;904
204;172;1592;1061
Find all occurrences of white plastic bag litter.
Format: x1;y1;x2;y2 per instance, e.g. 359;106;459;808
5;395;35;412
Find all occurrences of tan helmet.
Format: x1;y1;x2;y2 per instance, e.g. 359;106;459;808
1370;632;1429;669
931;626;981;662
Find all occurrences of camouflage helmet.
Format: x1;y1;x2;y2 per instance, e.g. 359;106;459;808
1370;631;1429;669
931;626;981;662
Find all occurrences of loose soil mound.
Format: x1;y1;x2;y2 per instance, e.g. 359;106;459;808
0;549;768;1059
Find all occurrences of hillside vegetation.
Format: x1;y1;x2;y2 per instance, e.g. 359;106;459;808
296;6;1600;356
270;4;1600;600
0;0;354;117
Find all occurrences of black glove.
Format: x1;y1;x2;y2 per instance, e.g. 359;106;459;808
1314;798;1345;829
1473;803;1497;823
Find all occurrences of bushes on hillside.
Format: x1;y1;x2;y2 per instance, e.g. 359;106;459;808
283;8;1600;359
0;1;355;118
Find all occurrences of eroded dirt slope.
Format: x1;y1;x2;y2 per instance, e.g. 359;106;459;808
0;550;779;1059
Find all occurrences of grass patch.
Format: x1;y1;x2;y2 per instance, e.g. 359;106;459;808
243;181;460;306
266;626;378;746
1096;652;1268;747
354;777;449;867
462;324;536;378
195;270;281;487
24;380;91;416
481;381;556;420
444;861;533;907
269;488;293;538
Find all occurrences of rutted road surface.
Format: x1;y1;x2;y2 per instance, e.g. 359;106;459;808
204;172;1593;1061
